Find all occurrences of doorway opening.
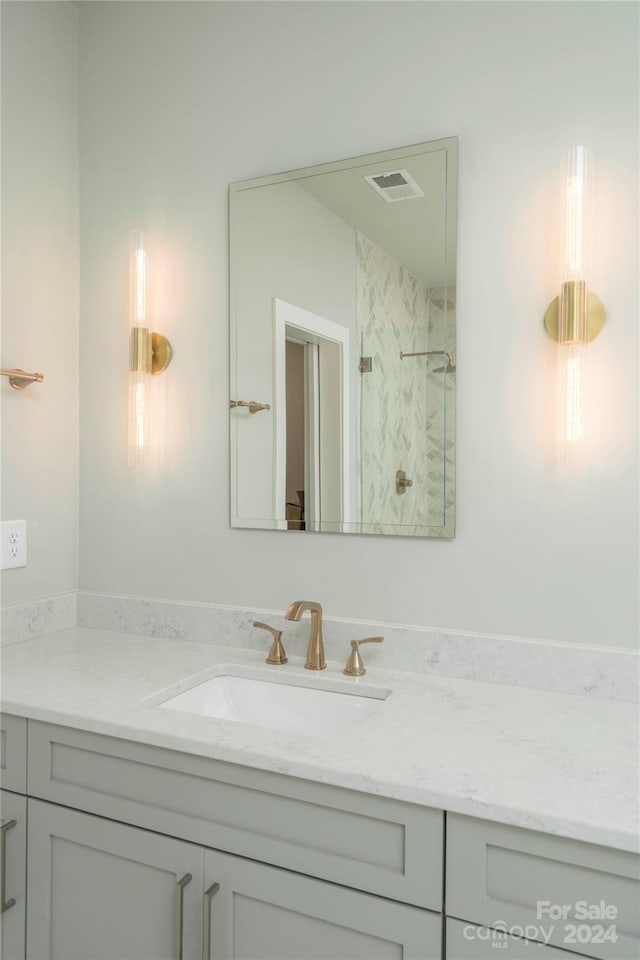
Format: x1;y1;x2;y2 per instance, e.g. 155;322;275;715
274;299;351;532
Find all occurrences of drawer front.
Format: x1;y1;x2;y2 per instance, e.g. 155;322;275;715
446;919;591;960
28;720;443;909
0;715;27;794
447;814;640;960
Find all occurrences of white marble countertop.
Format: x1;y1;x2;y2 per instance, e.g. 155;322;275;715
1;627;638;853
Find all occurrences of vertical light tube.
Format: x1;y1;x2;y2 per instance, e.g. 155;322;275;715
557;147;593;466
128;231;152;466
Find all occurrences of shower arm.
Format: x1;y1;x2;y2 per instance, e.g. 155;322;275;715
399;350;453;364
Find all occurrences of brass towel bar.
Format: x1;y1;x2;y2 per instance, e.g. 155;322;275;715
0;368;44;390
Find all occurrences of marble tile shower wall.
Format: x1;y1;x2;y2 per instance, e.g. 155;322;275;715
425;286;456;530
356;234;455;535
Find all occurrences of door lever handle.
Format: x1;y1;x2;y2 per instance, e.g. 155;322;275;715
230;400;271;414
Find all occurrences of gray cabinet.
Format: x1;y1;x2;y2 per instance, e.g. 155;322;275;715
1;790;27;960
28;720;442;910
9;714;638;960
26;799;442;960
446;814;640;960
23;722;444;960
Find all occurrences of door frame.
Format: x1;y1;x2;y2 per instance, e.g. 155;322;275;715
273;298;351;530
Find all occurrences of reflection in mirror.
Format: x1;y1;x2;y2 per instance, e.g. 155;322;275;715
230;137;457;537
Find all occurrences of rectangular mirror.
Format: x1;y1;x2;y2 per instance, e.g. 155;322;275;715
230;137;457;537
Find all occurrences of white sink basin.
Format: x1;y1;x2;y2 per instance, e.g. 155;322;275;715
158;668;389;737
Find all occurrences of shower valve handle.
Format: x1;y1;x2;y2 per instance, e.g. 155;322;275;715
396;470;413;494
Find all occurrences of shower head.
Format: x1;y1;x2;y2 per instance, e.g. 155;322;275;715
433;358;456;374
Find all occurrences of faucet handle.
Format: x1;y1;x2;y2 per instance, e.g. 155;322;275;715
253;621;288;665
343;637;384;677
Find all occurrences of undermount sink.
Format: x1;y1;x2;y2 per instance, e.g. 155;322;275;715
157;667;390;737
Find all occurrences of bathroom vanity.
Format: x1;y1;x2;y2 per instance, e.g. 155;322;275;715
1;629;638;960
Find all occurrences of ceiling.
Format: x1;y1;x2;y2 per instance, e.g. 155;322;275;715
295;148;451;288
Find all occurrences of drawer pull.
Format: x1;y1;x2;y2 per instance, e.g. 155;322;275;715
203;882;220;960
0;819;17;914
175;872;192;960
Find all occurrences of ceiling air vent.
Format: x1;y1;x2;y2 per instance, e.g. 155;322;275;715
364;169;424;203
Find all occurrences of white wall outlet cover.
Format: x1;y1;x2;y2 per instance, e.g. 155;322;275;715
1;519;27;569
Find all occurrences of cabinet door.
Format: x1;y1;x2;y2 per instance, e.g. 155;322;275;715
27;799;203;960
203;849;442;960
1;790;27;960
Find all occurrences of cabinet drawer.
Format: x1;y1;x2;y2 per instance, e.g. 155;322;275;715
446;919;589;959
0;715;27;794
27;797;442;960
28;720;443;909
446;814;640;960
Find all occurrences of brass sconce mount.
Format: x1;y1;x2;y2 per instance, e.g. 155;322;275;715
544;281;606;343
130;329;173;375
151;332;172;374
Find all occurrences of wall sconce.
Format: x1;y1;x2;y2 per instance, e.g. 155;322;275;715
128;231;172;466
544;146;605;465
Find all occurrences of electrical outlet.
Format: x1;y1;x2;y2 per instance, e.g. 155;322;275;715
1;520;27;570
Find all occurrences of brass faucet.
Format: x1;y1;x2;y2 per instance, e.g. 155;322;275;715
284;600;326;670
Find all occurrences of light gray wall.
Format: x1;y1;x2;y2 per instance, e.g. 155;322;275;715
232;179;357;520
78;1;638;647
1;0;79;605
